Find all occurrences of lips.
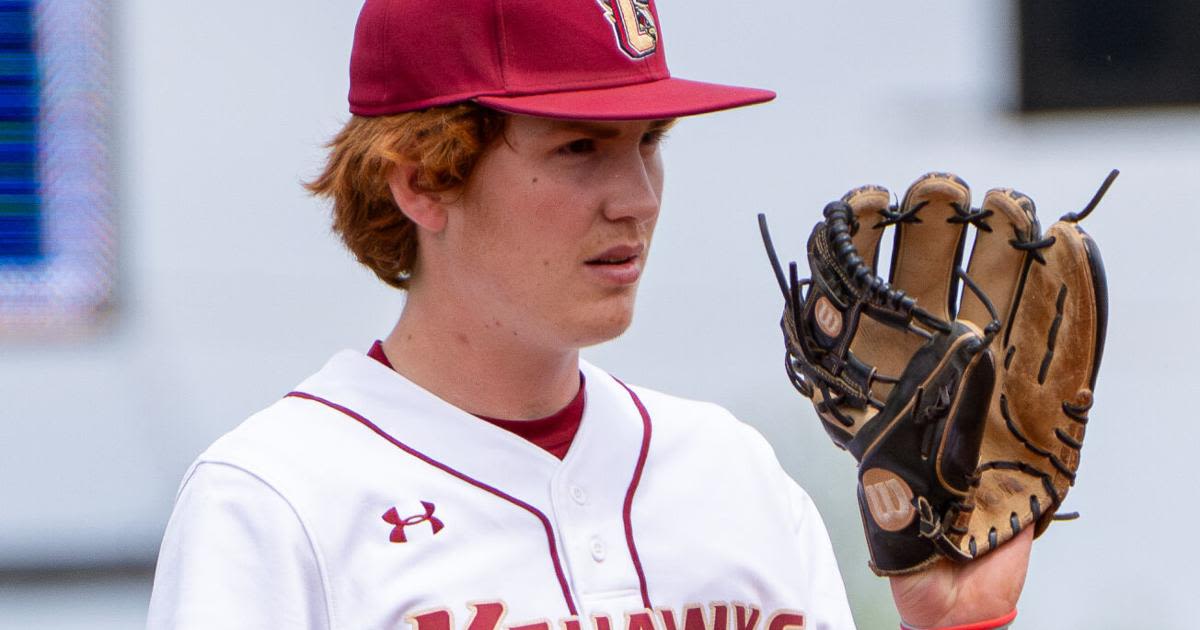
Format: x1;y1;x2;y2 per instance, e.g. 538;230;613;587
584;243;644;285
586;243;643;266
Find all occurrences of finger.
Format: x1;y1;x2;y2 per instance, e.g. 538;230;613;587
959;188;1039;338
888;173;971;322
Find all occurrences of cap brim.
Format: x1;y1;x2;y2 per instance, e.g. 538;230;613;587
475;77;775;121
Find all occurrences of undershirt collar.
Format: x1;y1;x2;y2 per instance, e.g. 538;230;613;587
367;340;584;460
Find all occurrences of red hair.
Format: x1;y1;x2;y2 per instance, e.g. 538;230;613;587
305;104;506;289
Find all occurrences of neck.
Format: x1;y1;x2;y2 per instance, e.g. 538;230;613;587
381;287;581;421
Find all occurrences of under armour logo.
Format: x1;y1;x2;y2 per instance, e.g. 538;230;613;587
382;501;444;543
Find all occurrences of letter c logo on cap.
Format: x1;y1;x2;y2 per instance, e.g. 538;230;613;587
597;0;658;59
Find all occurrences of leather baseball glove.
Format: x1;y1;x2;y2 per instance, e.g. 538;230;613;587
758;171;1113;575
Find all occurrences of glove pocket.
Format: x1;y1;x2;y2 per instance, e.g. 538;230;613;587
853;325;995;574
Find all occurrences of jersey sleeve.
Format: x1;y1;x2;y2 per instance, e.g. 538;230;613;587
146;461;331;630
784;478;857;630
728;418;857;630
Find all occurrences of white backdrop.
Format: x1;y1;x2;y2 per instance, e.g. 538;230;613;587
1;1;1194;627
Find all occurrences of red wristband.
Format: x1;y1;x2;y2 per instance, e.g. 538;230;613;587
899;608;1017;630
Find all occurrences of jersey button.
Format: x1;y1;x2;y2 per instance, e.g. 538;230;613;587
569;485;587;505
589;537;607;562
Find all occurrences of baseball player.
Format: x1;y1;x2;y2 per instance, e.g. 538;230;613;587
147;1;1033;629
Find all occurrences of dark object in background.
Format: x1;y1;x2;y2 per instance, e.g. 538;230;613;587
1020;0;1200;111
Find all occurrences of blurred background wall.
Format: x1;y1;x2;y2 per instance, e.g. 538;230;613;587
1;0;1193;627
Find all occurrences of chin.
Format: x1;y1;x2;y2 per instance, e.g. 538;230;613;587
568;301;637;348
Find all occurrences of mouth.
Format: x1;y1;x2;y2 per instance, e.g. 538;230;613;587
584;244;644;285
585;244;643;267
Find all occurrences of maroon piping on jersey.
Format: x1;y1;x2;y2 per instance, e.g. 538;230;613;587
283;390;579;616
612;377;654;610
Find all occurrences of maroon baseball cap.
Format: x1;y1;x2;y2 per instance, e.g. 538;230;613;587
348;0;775;120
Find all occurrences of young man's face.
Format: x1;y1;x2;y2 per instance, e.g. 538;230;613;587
437;114;669;352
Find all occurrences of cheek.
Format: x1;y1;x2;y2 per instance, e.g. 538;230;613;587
462;182;586;282
514;180;597;246
650;152;665;189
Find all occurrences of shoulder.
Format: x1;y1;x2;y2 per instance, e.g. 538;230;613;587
617;379;844;586
615;379;813;513
193;396;338;484
625;382;779;460
189;350;398;495
150;430;335;629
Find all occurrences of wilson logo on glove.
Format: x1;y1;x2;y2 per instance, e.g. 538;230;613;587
813;296;843;337
862;469;916;532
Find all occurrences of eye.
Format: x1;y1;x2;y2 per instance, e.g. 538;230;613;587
557;138;596;155
641;128;668;148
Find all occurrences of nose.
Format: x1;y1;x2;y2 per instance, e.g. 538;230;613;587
601;149;662;225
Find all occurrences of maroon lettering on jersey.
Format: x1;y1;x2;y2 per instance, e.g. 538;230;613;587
734;605;762;630
710;605;729;630
410;609;452;630
662;604;730;630
408;603;804;630
627;611;656;630
467;602;506;630
765;611;805;630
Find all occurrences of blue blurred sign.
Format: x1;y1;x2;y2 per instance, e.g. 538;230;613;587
0;1;40;263
0;0;112;333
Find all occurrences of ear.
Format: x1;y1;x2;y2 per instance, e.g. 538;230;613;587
387;164;448;233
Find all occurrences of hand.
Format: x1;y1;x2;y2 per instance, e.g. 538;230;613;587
888;528;1033;629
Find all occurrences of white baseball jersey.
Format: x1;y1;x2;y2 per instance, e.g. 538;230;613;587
147;350;856;629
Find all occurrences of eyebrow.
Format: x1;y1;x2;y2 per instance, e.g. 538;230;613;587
548;119;674;139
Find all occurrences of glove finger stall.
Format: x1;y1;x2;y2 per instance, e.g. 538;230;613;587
957;217;1108;558
888;173;971;322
